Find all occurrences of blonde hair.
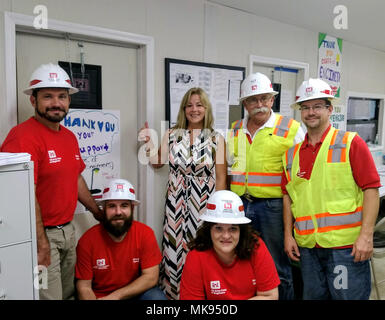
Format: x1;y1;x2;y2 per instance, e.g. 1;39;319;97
173;87;214;130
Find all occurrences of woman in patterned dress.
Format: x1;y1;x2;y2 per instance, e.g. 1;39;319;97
139;88;227;299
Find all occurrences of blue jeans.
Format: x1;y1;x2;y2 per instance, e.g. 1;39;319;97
299;247;371;300
242;197;294;300
135;287;167;300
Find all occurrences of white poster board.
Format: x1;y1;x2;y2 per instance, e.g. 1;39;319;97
330;104;347;131
61;109;120;213
165;58;245;131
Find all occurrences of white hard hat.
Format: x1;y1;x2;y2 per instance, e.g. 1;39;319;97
240;72;278;102
291;78;336;109
24;63;79;95
200;190;251;224
99;179;140;205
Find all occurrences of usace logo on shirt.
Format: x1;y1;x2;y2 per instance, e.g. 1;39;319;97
210;280;227;295
47;150;62;164
93;258;110;270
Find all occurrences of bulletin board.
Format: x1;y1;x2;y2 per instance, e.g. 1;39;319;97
165;58;246;131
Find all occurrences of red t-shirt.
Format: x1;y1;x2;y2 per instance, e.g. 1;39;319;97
0;117;85;226
180;238;280;300
75;221;162;298
281;125;381;194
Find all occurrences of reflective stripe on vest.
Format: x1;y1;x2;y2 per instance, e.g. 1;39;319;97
327;130;349;163
294;217;315;235
273;116;293;138
247;172;282;187
294;207;362;235
285;144;300;182
231;171;246;185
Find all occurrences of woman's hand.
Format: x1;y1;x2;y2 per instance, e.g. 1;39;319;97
138;121;151;143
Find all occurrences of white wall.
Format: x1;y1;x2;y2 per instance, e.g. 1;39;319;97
1;0;385;244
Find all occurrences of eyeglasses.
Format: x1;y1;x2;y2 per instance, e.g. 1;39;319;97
244;95;272;105
299;105;330;112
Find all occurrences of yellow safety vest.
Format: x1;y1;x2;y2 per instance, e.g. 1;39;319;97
227;114;300;198
283;127;363;248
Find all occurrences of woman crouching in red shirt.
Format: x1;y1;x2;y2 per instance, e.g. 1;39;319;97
180;190;280;300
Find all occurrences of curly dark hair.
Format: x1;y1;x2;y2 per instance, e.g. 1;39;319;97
188;222;260;260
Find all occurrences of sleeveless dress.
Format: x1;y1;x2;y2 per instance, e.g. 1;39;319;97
160;128;219;300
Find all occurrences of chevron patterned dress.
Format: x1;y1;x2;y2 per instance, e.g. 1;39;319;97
160;129;218;300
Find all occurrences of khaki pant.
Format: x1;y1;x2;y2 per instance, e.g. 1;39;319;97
370;247;385;300
39;222;76;300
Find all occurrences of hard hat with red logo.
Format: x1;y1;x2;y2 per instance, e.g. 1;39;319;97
23;63;79;95
200;190;251;224
99;179;140;205
239;72;278;103
291;78;336;109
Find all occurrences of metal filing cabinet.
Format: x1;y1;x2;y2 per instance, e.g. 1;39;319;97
0;162;38;299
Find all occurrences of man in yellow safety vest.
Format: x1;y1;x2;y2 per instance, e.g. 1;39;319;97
282;78;380;299
227;72;305;300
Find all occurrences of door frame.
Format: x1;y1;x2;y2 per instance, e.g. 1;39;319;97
249;54;309;121
3;12;155;228
249;54;309;79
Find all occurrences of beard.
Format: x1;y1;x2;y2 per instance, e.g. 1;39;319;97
102;214;133;238
36;103;68;123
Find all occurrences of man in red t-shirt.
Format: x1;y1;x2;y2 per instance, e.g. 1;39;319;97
0;64;102;300
282;78;380;300
76;179;165;300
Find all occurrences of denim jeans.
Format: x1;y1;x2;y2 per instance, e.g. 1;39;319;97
299;247;371;300
136;287;168;300
242;197;294;300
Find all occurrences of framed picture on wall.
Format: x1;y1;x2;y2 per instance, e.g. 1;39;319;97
58;61;102;109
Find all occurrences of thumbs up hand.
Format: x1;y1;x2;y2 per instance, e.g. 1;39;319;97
138;121;151;143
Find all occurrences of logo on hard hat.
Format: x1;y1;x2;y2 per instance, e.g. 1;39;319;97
49;73;58;81
116;184;124;192
222;200;233;213
251;85;257;91
305;87;313;96
224;202;232;210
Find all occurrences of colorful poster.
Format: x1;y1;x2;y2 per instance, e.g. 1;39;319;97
61;109;120;213
318;33;342;97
